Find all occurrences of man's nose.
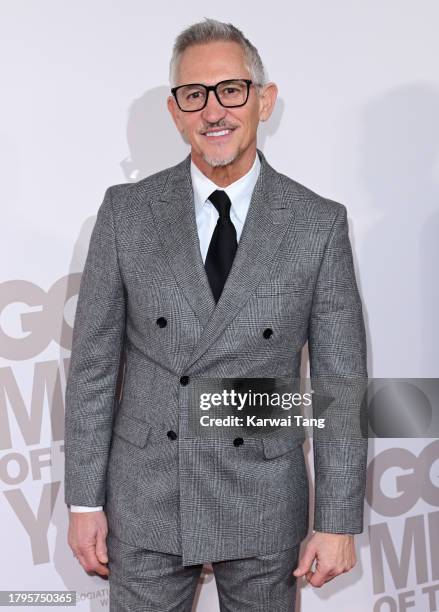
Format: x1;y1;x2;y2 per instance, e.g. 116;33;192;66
201;90;227;122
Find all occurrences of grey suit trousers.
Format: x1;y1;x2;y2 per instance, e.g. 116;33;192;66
107;532;301;611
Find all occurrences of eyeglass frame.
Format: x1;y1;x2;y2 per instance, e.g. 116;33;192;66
170;78;258;112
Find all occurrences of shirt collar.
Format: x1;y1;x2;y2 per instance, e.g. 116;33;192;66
191;152;261;224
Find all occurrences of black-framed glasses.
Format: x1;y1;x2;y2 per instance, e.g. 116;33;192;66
171;79;255;112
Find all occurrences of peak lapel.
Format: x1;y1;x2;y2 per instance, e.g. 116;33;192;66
149;153;216;328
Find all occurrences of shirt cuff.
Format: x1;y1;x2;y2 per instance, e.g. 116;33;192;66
69;505;103;512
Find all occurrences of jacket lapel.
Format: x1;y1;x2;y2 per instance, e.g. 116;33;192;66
149;154;216;329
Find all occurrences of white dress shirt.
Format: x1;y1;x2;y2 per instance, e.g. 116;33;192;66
69;152;261;513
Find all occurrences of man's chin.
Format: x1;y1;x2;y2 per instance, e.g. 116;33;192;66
201;149;239;168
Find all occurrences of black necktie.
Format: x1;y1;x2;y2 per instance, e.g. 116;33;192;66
204;190;238;302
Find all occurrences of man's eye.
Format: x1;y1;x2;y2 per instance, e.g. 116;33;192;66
187;91;202;100
225;88;238;94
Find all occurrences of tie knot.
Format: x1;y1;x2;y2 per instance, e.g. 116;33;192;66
208;190;232;220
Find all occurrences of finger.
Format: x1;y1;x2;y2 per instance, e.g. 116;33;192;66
292;549;316;577
309;567;335;588
95;533;109;564
305;570;314;583
82;558;109;577
79;547;109;577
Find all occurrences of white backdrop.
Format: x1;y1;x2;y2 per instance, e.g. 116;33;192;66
1;1;438;610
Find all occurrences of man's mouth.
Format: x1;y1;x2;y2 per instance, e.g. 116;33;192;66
203;128;236;140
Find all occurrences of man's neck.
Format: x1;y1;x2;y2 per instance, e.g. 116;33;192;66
191;148;257;187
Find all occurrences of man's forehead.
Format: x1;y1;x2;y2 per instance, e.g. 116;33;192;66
177;41;250;84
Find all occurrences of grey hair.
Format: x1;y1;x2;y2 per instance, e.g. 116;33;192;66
169;18;266;88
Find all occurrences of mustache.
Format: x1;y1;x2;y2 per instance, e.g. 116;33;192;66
200;124;238;134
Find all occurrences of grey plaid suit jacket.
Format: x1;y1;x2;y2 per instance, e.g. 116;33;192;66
64;148;368;566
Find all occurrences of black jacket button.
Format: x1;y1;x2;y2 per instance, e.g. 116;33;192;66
263;328;273;339
233;437;244;447
156;317;167;328
167;430;178;441
180;375;189;386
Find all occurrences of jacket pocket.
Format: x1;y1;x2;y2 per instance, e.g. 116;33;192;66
262;428;305;459
112;412;151;448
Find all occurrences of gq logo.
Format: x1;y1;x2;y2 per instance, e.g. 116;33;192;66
368;441;439;608
367;440;439;516
0;276;81;361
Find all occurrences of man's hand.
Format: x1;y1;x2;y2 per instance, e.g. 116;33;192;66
68;510;109;577
293;532;356;587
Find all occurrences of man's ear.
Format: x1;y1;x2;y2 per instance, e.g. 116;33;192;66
167;96;184;134
258;82;278;122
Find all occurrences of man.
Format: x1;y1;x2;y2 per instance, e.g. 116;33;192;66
65;18;368;611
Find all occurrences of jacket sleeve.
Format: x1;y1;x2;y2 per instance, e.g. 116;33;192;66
64;186;126;507
308;203;368;534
